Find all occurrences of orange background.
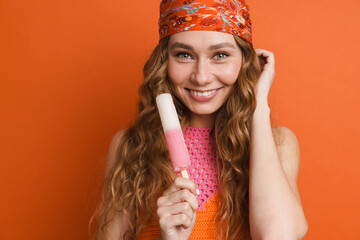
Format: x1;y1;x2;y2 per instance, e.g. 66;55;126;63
1;0;359;239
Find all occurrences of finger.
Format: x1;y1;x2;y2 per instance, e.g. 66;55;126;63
157;188;198;211
255;49;275;64
167;189;199;211
157;202;194;220
162;183;180;196
159;214;193;230
255;49;275;72
258;55;267;70
255;48;273;55
163;176;198;196
173;176;198;196
255;49;274;60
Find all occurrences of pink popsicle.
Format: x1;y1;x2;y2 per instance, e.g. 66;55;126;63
156;93;191;178
164;128;191;172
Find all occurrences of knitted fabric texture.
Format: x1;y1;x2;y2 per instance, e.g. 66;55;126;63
185;127;219;210
139;126;222;239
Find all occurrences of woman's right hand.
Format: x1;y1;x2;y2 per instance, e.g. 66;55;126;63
157;176;199;240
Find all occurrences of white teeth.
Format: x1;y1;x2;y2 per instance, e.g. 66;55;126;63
190;89;216;97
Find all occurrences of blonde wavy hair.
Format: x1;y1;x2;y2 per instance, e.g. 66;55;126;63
89;34;262;240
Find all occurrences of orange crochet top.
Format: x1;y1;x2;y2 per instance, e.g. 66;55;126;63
139;127;224;239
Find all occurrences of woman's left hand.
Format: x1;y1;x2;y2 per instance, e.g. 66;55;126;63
254;49;276;104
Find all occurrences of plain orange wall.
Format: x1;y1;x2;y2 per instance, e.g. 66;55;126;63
1;0;359;239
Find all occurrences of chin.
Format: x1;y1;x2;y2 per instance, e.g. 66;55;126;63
188;104;221;116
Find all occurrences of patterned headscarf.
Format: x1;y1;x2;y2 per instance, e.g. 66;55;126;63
158;0;253;45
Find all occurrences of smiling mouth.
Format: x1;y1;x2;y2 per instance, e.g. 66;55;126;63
185;88;222;97
184;87;223;102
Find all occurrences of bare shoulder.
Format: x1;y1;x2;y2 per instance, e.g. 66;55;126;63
271;126;300;156
105;129;127;175
111;129;126;145
271;126;302;201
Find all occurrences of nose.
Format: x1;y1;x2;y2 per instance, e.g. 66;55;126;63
190;59;212;85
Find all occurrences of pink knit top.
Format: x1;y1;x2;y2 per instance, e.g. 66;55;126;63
185;126;219;210
139;126;225;239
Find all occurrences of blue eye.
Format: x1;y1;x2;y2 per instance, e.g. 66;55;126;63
213;52;229;60
175;52;192;60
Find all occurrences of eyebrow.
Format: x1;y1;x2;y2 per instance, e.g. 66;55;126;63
170;42;237;51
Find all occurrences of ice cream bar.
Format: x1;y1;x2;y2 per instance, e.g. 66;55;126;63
156;93;190;179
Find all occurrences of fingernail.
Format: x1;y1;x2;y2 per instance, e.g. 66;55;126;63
196;188;200;196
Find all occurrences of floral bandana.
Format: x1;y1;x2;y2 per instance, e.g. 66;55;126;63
158;0;253;45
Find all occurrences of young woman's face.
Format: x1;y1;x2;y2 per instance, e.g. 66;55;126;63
167;31;243;118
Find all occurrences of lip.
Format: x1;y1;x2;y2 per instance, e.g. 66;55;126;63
186;87;223;102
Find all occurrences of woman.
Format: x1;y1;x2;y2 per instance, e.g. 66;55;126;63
90;0;308;239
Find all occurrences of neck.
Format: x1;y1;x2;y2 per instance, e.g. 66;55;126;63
189;112;216;128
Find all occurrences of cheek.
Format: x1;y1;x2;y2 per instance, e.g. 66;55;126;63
167;62;186;86
167;60;191;85
217;64;241;85
167;64;186;100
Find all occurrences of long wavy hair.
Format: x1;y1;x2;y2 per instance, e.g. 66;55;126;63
89;34;262;240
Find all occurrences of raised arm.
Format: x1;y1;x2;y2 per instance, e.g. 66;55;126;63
249;107;308;240
249;49;308;240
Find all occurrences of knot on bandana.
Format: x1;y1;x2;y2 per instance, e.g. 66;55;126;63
158;0;252;45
